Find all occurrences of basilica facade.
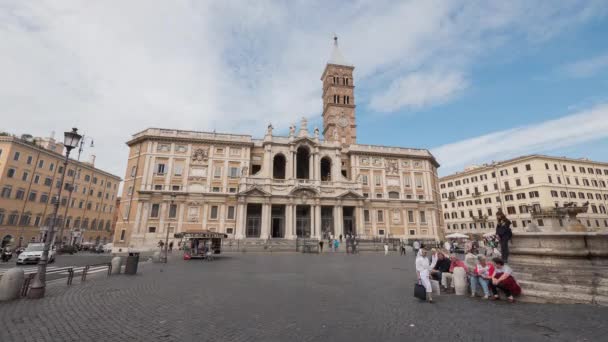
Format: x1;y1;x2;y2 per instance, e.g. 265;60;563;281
114;39;442;250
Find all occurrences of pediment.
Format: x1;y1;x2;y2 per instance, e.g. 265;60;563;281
336;190;365;199
292;136;317;146
289;186;319;197
238;186;271;197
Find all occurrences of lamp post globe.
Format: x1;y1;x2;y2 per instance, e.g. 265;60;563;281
28;128;81;299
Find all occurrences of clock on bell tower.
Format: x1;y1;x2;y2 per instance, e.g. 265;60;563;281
321;35;356;145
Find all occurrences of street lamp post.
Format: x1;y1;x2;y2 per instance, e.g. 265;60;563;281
163;194;176;263
58;135;94;247
28;128;82;299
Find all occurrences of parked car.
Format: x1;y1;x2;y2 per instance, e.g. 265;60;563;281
16;243;55;265
103;243;113;253
58;245;78;255
91;245;105;254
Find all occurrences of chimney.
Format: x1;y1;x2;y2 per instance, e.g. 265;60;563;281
90;154;96;166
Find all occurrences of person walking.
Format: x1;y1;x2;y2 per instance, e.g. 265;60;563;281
333;239;339;252
413;240;420;255
169;241;174;252
384;242;389;255
415;248;433;303
319;240;324;253
339;234;343;243
495;212;513;263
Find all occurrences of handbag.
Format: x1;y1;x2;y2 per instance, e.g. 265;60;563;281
414;281;427;300
183;253;191;260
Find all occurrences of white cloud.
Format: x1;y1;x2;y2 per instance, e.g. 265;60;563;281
0;0;606;179
432;103;608;175
369;70;468;112
561;52;608;78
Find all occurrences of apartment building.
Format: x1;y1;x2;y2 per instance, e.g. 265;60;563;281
439;155;608;235
0;134;121;247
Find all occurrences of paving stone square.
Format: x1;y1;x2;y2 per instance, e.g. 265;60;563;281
1;253;607;341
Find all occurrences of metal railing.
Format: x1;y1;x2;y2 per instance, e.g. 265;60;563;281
20;262;112;297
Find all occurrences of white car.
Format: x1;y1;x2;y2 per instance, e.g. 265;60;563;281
103;243;113;253
16;243;56;265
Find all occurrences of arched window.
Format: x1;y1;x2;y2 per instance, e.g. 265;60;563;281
273;154;286;179
296;146;310;179
105;221;111;231
320;157;332;181
82;219;89;229
91;219;97;231
98;220;104;230
74;217;81;229
388;191;400;199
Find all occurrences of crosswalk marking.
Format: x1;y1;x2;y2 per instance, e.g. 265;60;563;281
0;266;60;275
0;265;109;275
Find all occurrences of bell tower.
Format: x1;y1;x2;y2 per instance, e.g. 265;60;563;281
321;35;356;145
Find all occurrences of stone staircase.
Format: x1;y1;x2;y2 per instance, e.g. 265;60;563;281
222;239;297;253
512;263;608;305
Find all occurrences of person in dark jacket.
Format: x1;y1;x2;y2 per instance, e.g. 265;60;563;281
495;212;513;263
430;251;451;282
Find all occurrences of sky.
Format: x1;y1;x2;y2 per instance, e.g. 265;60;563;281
1;0;608;179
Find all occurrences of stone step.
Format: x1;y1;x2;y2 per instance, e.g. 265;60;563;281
518;279;608;297
514;272;608;287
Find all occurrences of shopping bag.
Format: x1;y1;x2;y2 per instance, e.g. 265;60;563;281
414;281;427;300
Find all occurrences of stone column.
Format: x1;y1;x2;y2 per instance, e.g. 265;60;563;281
356;205;365;237
334;205;343;238
176;203;185;233
202;203;208;229
261;202;271;239
371;206;377;237
313;204;321;238
285;204;294;239
235;200;246;239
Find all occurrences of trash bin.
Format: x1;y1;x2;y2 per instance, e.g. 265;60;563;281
125;252;140;275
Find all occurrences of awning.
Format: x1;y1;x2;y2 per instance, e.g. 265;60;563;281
174;230;228;239
445;233;469;239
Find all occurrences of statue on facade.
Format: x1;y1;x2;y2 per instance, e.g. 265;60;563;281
266;123;273;136
332;129;339;142
289;124;296;137
314;127;320;139
241;166;249;177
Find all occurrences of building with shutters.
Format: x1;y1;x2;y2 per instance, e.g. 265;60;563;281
439;155;608;235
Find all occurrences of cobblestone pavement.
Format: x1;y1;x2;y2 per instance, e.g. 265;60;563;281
1;253;607;342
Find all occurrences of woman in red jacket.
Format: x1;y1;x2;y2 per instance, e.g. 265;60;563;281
489;257;521;302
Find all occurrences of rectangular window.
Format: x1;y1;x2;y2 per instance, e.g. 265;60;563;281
227;206;235;220
155;163;166;175
229;167;239;178
377;210;384;222
525;164;531;171
168;204;177;218
374;175;382;186
28;191;37;201
15;189;25;200
150;204;160;218
364;210;370;222
528;176;534;184
174;164;183;176
513;167;518;174
120;230;126;241
210;206;219;219
148;227;156;233
415;174;423;188
1;186;12;198
214;166;222;178
7;168;15;178
419;211;426;224
361;175;368;185
408;210;415;223
13;151;20;161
